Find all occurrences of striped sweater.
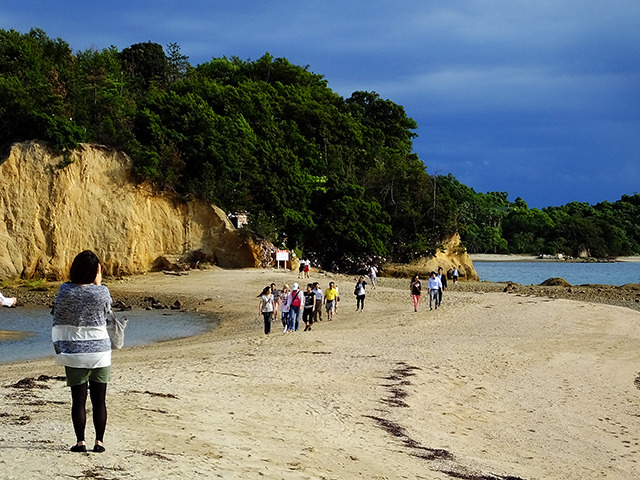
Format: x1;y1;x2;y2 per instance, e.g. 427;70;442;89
52;282;113;368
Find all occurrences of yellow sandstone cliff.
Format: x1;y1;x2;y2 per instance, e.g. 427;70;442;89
382;233;479;281
0;142;258;280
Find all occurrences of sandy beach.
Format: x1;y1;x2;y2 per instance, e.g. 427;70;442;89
1;268;639;479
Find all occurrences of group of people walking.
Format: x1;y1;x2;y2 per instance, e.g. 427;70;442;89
258;281;340;334
258;263;454;334
409;266;448;312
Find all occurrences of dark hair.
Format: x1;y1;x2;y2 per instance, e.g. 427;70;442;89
69;250;100;284
258;286;271;297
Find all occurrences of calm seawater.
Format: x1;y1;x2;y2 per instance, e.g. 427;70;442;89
474;261;640;286
0;307;215;364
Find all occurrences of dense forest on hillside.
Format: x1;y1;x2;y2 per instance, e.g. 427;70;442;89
1;28;639;265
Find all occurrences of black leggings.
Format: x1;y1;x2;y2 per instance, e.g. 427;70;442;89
356;294;365;310
262;311;273;334
302;308;314;325
70;381;107;443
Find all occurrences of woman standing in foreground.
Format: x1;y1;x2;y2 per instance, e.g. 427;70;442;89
52;250;113;453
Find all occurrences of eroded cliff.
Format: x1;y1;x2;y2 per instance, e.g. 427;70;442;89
382;233;479;281
0;142;258;279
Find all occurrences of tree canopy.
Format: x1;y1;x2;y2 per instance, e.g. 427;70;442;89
1;28;637;266
437;175;640;258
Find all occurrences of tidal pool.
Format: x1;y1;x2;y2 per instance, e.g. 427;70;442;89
0;307;216;364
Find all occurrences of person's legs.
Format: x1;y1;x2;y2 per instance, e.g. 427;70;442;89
326;301;334;321
291;306;301;331
89;381;107;450
287;307;295;331
356;295;365;311
412;294;420;311
263;312;272;334
70;383;88;447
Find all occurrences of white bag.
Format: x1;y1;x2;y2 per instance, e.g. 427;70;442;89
106;313;128;349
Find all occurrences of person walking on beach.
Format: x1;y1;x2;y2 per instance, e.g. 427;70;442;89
427;271;442;310
452;266;460;285
258;286;275;335
368;265;378;289
303;259;311;278
436;267;447;307
410;275;422;312
0;291;17;307
354;276;367;312
270;283;281;318
312;282;324;323
288;283;303;331
280;284;291;333
324;281;338;321
52;250;113;453
302;284;316;331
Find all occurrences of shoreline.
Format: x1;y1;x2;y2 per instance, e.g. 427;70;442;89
3;266;639;313
0;268;639;479
471;253;640;263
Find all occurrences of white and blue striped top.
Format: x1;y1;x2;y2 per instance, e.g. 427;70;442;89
52;282;113;369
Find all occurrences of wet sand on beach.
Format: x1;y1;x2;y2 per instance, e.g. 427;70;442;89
1;268;639;479
0;330;33;341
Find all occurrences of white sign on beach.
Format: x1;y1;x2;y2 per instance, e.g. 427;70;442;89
276;250;290;269
276;250;290;261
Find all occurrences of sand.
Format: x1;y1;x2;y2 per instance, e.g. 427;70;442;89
1;268;639;479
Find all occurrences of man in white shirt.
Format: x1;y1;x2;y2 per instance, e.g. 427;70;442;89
312;282;324;322
427;272;442;311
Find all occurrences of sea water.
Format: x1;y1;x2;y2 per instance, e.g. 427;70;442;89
0;307;215;364
474;261;640;286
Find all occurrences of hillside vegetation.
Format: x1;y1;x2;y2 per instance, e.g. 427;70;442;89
1;28;638;265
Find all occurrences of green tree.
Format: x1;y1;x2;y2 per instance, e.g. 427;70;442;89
0;28;84;151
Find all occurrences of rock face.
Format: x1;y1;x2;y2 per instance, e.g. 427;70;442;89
0;142;258;280
382;233;479;281
540;277;572;287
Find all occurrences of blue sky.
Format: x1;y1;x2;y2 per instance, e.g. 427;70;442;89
3;1;639;208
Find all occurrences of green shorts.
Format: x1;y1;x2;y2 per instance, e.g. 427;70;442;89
65;366;111;387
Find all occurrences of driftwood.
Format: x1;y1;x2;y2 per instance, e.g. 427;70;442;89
162;270;190;276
